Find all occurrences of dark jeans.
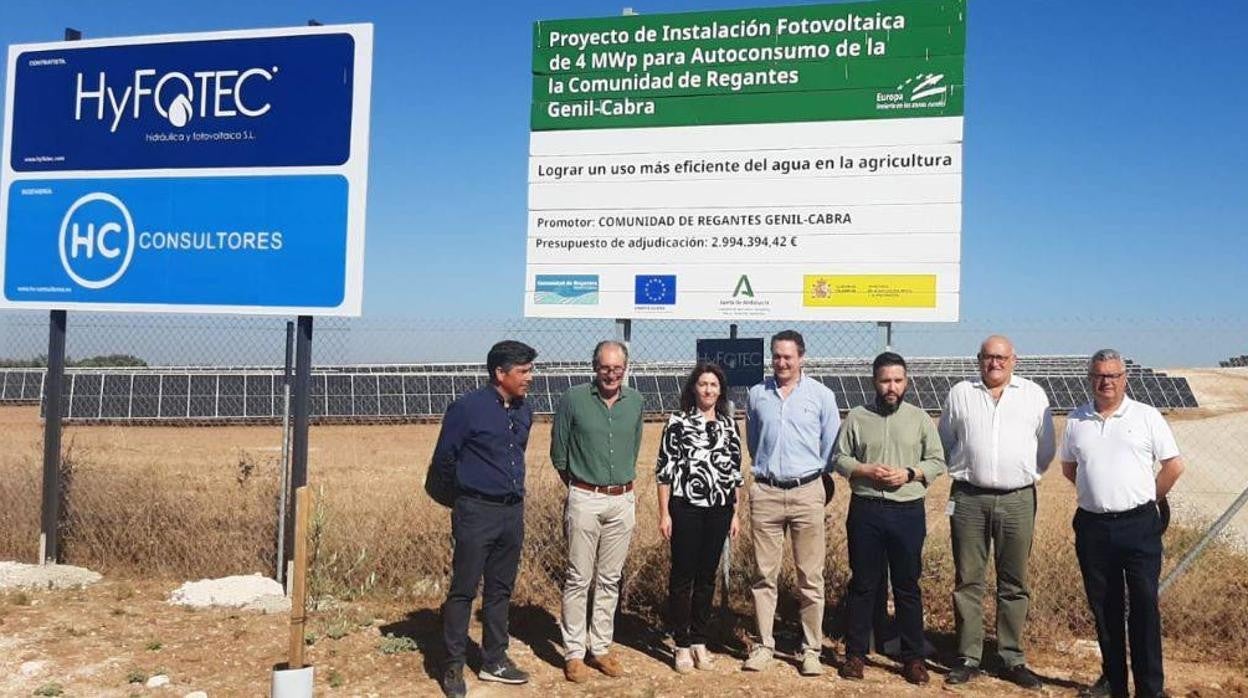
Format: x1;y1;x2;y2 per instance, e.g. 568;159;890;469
668;497;734;647
1074;505;1164;697
845;496;927;660
442;494;524;668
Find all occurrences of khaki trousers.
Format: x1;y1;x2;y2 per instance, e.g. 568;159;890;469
560;487;636;659
950;482;1037;668
749;478;827;654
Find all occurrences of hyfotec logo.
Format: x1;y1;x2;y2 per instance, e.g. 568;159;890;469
59;193;136;289
75;66;277;132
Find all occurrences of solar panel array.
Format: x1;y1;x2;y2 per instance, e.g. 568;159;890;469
0;354;1199;424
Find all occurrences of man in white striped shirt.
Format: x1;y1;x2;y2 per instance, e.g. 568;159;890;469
938;335;1055;689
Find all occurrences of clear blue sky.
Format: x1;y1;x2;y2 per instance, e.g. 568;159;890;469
1;1;1245;358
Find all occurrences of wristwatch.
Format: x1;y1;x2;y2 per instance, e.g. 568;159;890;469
906;467;916;483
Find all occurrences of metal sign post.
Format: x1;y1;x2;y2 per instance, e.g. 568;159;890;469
38;309;67;564
276;320;296;583
36;27;82;566
282;315;314;575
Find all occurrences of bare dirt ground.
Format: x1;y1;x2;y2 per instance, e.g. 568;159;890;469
3;372;1248;697
2;578;1247;697
1168;368;1248;416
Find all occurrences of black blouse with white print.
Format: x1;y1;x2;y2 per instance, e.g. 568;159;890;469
655;409;743;507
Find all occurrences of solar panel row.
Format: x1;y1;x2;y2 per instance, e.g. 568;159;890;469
0;368;1198;423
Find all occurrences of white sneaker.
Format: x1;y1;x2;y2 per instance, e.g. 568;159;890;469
799;651;824;677
691;644;714;670
742;645;774;672
674;647;694;674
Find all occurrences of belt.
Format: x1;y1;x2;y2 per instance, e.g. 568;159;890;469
852;494;924;507
458;489;523;505
953;480;1036;496
754;471;822;490
571;480;634;495
1078;501;1155;520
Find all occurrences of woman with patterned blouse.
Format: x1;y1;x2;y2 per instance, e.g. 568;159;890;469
655;361;744;674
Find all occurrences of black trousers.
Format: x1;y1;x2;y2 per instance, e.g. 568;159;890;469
845;496;927;660
667;497;734;647
442;494;524;668
1074;505;1164;697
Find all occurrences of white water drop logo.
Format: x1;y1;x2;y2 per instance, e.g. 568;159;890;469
166;93;194;128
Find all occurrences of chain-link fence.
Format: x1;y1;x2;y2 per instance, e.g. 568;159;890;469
1;311;1247;664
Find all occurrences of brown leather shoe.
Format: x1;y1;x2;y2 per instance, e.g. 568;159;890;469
902;658;930;685
564;658;591;683
838;654;865;680
587;652;624;677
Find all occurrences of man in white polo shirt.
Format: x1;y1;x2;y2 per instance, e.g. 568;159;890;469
939;335;1054;689
1060;349;1185;698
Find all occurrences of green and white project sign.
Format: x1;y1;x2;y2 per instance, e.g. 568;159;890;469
526;0;964;321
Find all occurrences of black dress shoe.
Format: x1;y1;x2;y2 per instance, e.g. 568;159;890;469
945;661;979;685
1002;664;1043;690
441;665;467;698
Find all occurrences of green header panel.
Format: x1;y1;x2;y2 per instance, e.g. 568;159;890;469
531;0;965;131
532;85;963;130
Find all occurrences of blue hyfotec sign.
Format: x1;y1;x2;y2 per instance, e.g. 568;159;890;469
4;176;348;307
2;24;373;315
10;32;356;171
696;338;765;388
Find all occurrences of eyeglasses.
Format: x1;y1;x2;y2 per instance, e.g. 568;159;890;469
978;353;1013;364
1090;372;1125;381
596;366;626;376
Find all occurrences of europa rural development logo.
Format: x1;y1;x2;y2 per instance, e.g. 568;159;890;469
876;72;949;111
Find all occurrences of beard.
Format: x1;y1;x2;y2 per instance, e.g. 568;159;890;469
874;390;906;415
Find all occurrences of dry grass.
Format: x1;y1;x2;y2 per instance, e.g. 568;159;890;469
1;406;1246;667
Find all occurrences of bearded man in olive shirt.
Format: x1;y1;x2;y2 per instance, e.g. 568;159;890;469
551;340;644;683
834;351;945;685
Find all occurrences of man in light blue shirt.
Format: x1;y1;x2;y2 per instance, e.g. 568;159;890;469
741;330;840;676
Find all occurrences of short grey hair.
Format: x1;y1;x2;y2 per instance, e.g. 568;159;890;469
592;340;629;368
1088;348;1124;373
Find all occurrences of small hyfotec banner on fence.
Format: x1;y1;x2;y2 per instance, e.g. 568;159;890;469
526;0;964;322
0;24;372;316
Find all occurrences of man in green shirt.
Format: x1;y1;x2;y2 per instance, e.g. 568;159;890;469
833;352;945;685
551;340;644;683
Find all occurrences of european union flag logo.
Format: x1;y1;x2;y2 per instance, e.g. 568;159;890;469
634;275;676;305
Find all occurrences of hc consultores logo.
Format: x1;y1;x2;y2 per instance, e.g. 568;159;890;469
58;193;135;289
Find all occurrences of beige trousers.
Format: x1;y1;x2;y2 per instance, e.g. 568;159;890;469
560;487;636;659
749;478;827;654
